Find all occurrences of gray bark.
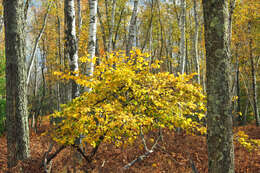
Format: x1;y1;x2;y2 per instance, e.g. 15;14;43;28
0;14;3;32
180;0;186;74
97;7;108;52
3;0;30;168
126;0;139;57
77;0;82;38
65;0;79;99
202;0;235;172
248;23;260;126
108;0;116;52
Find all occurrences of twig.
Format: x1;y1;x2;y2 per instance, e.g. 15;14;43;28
140;126;149;151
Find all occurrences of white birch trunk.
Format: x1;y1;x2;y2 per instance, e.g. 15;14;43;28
65;0;79;99
180;0;186;74
126;0;139;57
193;0;200;84
87;0;97;82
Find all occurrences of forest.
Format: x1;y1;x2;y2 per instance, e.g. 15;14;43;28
0;0;259;172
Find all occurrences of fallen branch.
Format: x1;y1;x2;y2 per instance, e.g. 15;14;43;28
123;129;162;169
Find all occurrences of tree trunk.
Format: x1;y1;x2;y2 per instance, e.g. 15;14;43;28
108;0;116;52
3;0;30;168
65;0;79;99
0;14;3;32
248;23;260;126
202;0;235;172
180;0;186;74
87;0;98;80
193;0;200;84
77;0;82;39
126;0;138;57
235;47;242;125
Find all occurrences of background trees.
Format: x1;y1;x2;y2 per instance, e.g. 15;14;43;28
0;0;259;171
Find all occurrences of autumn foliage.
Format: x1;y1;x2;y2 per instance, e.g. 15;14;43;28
48;49;206;148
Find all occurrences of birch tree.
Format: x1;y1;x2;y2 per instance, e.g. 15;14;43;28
3;0;30;168
180;0;186;74
126;0;139;57
193;0;200;84
65;0;79;99
202;0;235;172
87;0;98;79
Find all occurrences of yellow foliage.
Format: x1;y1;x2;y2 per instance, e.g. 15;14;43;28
235;131;260;151
48;49;206;147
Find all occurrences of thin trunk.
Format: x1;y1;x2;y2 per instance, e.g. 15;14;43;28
141;0;154;53
157;0;164;60
65;0;79;99
108;0;116;52
24;0;31;21
249;23;260;126
202;0;235;172
193;0;200;84
180;0;186;74
235;47;241;124
0;12;3;33
126;0;139;57
97;7;107;52
77;0;82;38
4;0;30;168
112;7;124;50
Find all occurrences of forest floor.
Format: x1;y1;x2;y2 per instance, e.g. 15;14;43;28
0;119;259;173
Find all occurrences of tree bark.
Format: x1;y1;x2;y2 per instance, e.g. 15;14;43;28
87;0;98;81
193;0;200;84
180;0;186;74
0;13;3;33
202;0;235;172
108;0;116;52
77;0;82;39
3;0;30;168
248;23;260;126
126;0;139;57
65;0;79;99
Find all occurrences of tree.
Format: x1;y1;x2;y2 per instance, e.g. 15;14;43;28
192;0;200;84
87;0;98;80
65;0;79;99
179;0;186;74
202;0;235;172
126;0;139;57
3;0;30;168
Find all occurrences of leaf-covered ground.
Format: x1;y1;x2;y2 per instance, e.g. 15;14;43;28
0;120;259;173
